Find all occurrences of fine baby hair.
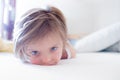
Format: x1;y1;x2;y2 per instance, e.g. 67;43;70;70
13;6;67;63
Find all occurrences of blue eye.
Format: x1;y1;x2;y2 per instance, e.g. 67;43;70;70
51;47;57;51
31;51;39;55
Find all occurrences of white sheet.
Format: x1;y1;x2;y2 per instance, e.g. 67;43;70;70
0;52;120;80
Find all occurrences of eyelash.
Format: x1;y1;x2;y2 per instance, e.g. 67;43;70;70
31;51;39;56
29;47;58;55
51;47;58;51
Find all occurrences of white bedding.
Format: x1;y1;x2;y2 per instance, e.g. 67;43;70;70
75;22;120;52
0;52;120;80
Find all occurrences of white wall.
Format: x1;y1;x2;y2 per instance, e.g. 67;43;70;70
16;0;120;35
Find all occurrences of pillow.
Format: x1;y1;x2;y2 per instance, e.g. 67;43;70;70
74;22;120;53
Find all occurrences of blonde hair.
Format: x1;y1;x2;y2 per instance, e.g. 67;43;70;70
13;6;67;62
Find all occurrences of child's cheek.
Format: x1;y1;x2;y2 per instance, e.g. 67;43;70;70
30;59;40;65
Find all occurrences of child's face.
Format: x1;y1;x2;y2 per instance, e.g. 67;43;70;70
25;33;63;65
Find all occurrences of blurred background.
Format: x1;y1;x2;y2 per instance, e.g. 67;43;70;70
0;0;120;40
0;0;15;40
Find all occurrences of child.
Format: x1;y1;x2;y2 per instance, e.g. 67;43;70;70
1;6;119;65
13;6;76;65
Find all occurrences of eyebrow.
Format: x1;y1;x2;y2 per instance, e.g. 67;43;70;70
46;44;59;50
27;43;60;50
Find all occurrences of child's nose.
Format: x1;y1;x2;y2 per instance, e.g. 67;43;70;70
41;55;51;64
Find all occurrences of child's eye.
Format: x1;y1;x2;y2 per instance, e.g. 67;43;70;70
31;51;39;55
51;47;57;51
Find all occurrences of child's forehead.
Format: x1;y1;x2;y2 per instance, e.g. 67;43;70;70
26;33;63;49
30;32;62;42
44;33;61;40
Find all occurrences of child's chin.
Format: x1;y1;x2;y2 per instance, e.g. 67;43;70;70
33;62;58;66
42;62;58;66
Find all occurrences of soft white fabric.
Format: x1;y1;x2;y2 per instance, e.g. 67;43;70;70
75;22;120;52
0;52;120;80
105;41;120;52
